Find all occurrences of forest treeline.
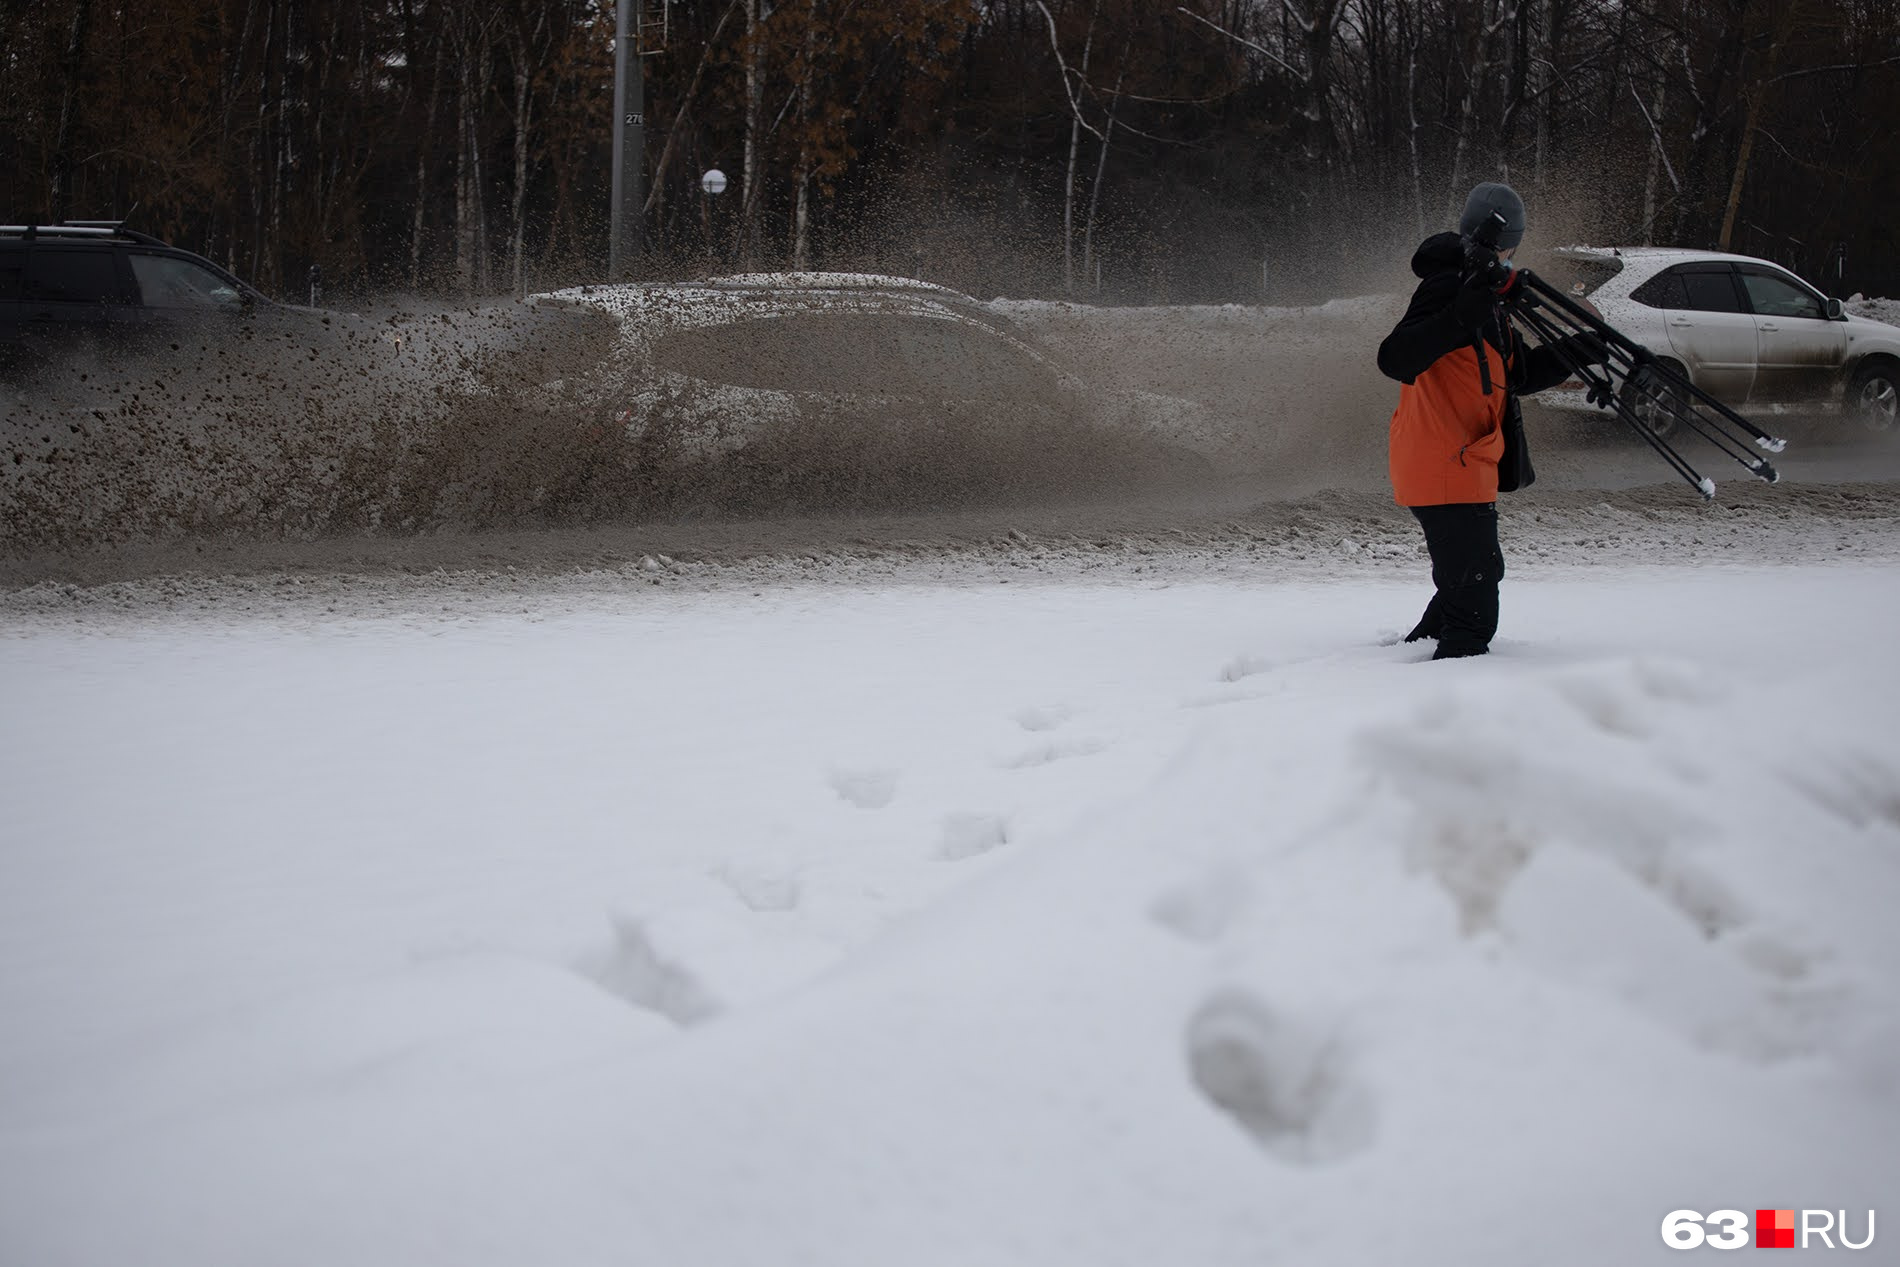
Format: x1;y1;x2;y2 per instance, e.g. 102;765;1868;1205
3;0;1896;303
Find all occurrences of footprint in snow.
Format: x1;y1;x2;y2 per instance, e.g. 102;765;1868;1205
1186;990;1376;1165
1219;654;1274;683
938;812;1010;861
829;767;898;809
716;863;802;913
999;737;1107;769
577;916;721;1027
1012;703;1073;733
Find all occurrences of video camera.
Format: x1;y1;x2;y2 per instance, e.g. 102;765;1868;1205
1461;209;1513;291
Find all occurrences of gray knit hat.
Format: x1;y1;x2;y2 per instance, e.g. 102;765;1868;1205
1459;182;1526;250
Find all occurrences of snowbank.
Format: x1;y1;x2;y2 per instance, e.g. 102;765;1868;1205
989;292;1400;330
1846;295;1900;327
2;565;1896;1266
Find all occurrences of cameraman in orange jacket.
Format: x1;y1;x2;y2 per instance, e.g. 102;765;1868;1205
1377;182;1600;659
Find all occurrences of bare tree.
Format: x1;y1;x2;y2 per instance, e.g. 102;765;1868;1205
47;0;92;221
740;0;764;265
1036;0;1103;293
1446;0;1518;213
1717;2;1799;250
507;1;550;296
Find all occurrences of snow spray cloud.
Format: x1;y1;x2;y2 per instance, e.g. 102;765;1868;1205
1;287;1248;556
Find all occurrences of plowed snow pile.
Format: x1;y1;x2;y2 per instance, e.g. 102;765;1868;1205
2;564;1897;1266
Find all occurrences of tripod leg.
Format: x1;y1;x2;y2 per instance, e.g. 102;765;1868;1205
1514;270;1787;460
1508;300;1716;498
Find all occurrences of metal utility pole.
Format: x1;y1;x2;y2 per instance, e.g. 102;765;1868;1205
608;0;645;281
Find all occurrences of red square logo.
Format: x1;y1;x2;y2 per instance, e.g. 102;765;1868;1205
1757;1209;1796;1249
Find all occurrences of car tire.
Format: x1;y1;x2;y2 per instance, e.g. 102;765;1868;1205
1619;358;1689;438
1847;358;1899;432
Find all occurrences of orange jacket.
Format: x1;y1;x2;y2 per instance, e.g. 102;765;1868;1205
1387;341;1508;506
1377;233;1575;507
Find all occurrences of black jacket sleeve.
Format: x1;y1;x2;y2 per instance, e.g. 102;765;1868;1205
1376;274;1467;385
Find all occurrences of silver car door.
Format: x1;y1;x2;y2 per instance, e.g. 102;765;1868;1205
1736;264;1846;403
1664;264;1756;403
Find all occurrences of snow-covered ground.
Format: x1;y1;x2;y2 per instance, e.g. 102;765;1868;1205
1847;294;1900;328
3;550;1898;1265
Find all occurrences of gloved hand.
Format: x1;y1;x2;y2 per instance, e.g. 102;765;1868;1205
1452;273;1496;328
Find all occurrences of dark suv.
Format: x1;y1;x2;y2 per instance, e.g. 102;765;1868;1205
0;222;325;373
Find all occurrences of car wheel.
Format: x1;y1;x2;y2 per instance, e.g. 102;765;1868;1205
1620;358;1688;438
1847;359;1899;431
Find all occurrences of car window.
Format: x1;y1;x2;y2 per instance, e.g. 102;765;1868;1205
23;249;124;303
1628;268;1689;310
1738;269;1824;320
129;252;245;310
653;312;1052;399
1679;268;1743;314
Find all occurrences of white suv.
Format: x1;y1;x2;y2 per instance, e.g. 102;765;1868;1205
1539;247;1899;430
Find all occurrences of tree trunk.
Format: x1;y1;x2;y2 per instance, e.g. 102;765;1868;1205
740;0;763;265
790;0;820;270
48;0;93;221
1060;8;1096;294
1446;0;1504;214
455;42;475;291
217;0;262;269
507;8;545;298
252;0;281;289
1717;5;1795;251
510;43;531;297
272;0;294;289
1639;79;1666;243
1406;14;1423;237
411;35;443;289
1295;0;1346;160
1082;56;1125;288
1673;0;1751;245
453;10;491;294
475;25;493;292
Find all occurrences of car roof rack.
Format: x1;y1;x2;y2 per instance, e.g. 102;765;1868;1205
0;221;168;247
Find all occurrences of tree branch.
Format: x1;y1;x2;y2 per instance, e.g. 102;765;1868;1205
1628;78;1680;193
1034;0;1106;142
1173;5;1305;82
1770;53;1900;85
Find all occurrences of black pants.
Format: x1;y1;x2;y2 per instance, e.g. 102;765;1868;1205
1408;502;1504;659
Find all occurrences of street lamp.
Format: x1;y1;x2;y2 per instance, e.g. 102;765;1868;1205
699;169;727;268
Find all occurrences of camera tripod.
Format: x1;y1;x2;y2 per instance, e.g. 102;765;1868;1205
1464;215;1786;500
